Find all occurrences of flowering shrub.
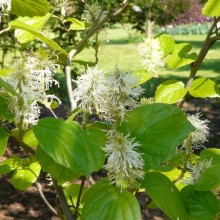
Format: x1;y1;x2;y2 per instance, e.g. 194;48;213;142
0;0;220;220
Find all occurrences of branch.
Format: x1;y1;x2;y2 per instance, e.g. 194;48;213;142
53;179;75;220
0;27;10;35
178;17;220;108
74;177;85;219
35;181;58;215
65;0;129;110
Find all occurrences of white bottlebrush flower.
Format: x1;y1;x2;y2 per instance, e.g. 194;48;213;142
1;50;60;130
0;0;11;11
72;66;143;122
26;49;60;91
183;112;210;150
105;67;144;120
103;130;144;190
72;66;109;115
182;159;212;185
138;38;165;75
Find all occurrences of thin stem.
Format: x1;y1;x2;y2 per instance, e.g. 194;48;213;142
0;27;10;35
35;181;58;215
53;179;75;220
65;0;129;110
74;178;85;219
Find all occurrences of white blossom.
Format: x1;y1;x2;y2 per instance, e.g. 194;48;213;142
138;38;165;75
182;159;212;185
0;0;11;11
1;50;60;129
183;112;210;150
72;66;143;121
103;130;144;190
72;66;109;115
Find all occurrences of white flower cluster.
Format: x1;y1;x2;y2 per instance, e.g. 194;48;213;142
183;112;210;150
103;130;144;190
2;49;60;129
182;159;212;185
0;0;11;11
72;66;143;121
0;0;11;22
138;38;165;75
82;2;107;25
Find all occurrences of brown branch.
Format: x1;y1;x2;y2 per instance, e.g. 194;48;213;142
74;177;86;219
53;179;75;220
35;181;58;215
65;0;129;110
178;17;220;108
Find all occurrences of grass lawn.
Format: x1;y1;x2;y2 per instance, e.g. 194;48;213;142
74;24;220;81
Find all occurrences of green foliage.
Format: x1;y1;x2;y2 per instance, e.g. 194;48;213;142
11;161;41;190
0;127;8;157
142;172;188;220
155;80;187;104
119;104;195;170
81;180;141;220
200;148;220;165
11;0;49;17
155;22;212;35
14;13;51;44
202;0;220;16
195;165;220;191
189;78;220;98
0;95;14;121
156;34;175;57
67;18;86;31
34;118;106;180
181;185;220;220
0;156;21;175
167;43;198;68
9;20;67;54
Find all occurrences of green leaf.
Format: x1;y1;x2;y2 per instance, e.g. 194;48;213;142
200;148;220;165
23;128;38;148
67;18;86;31
0;95;14;121
202;0;220;16
0;156;21;175
134;70;154;85
81;180;141;220
142;172;188;220
14;13;51;44
188;78;220;98
11;0;49;17
64;184;89;206
0;77;20;98
157;34;175;57
119;104;195;170
34;118;106;178
167;43;198;68
11;161;41;190
181;185;220;220
34;118;89;175
195;165;220;191
9;20;67;55
155;80;187;104
36;147;81;184
0;127;9;157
